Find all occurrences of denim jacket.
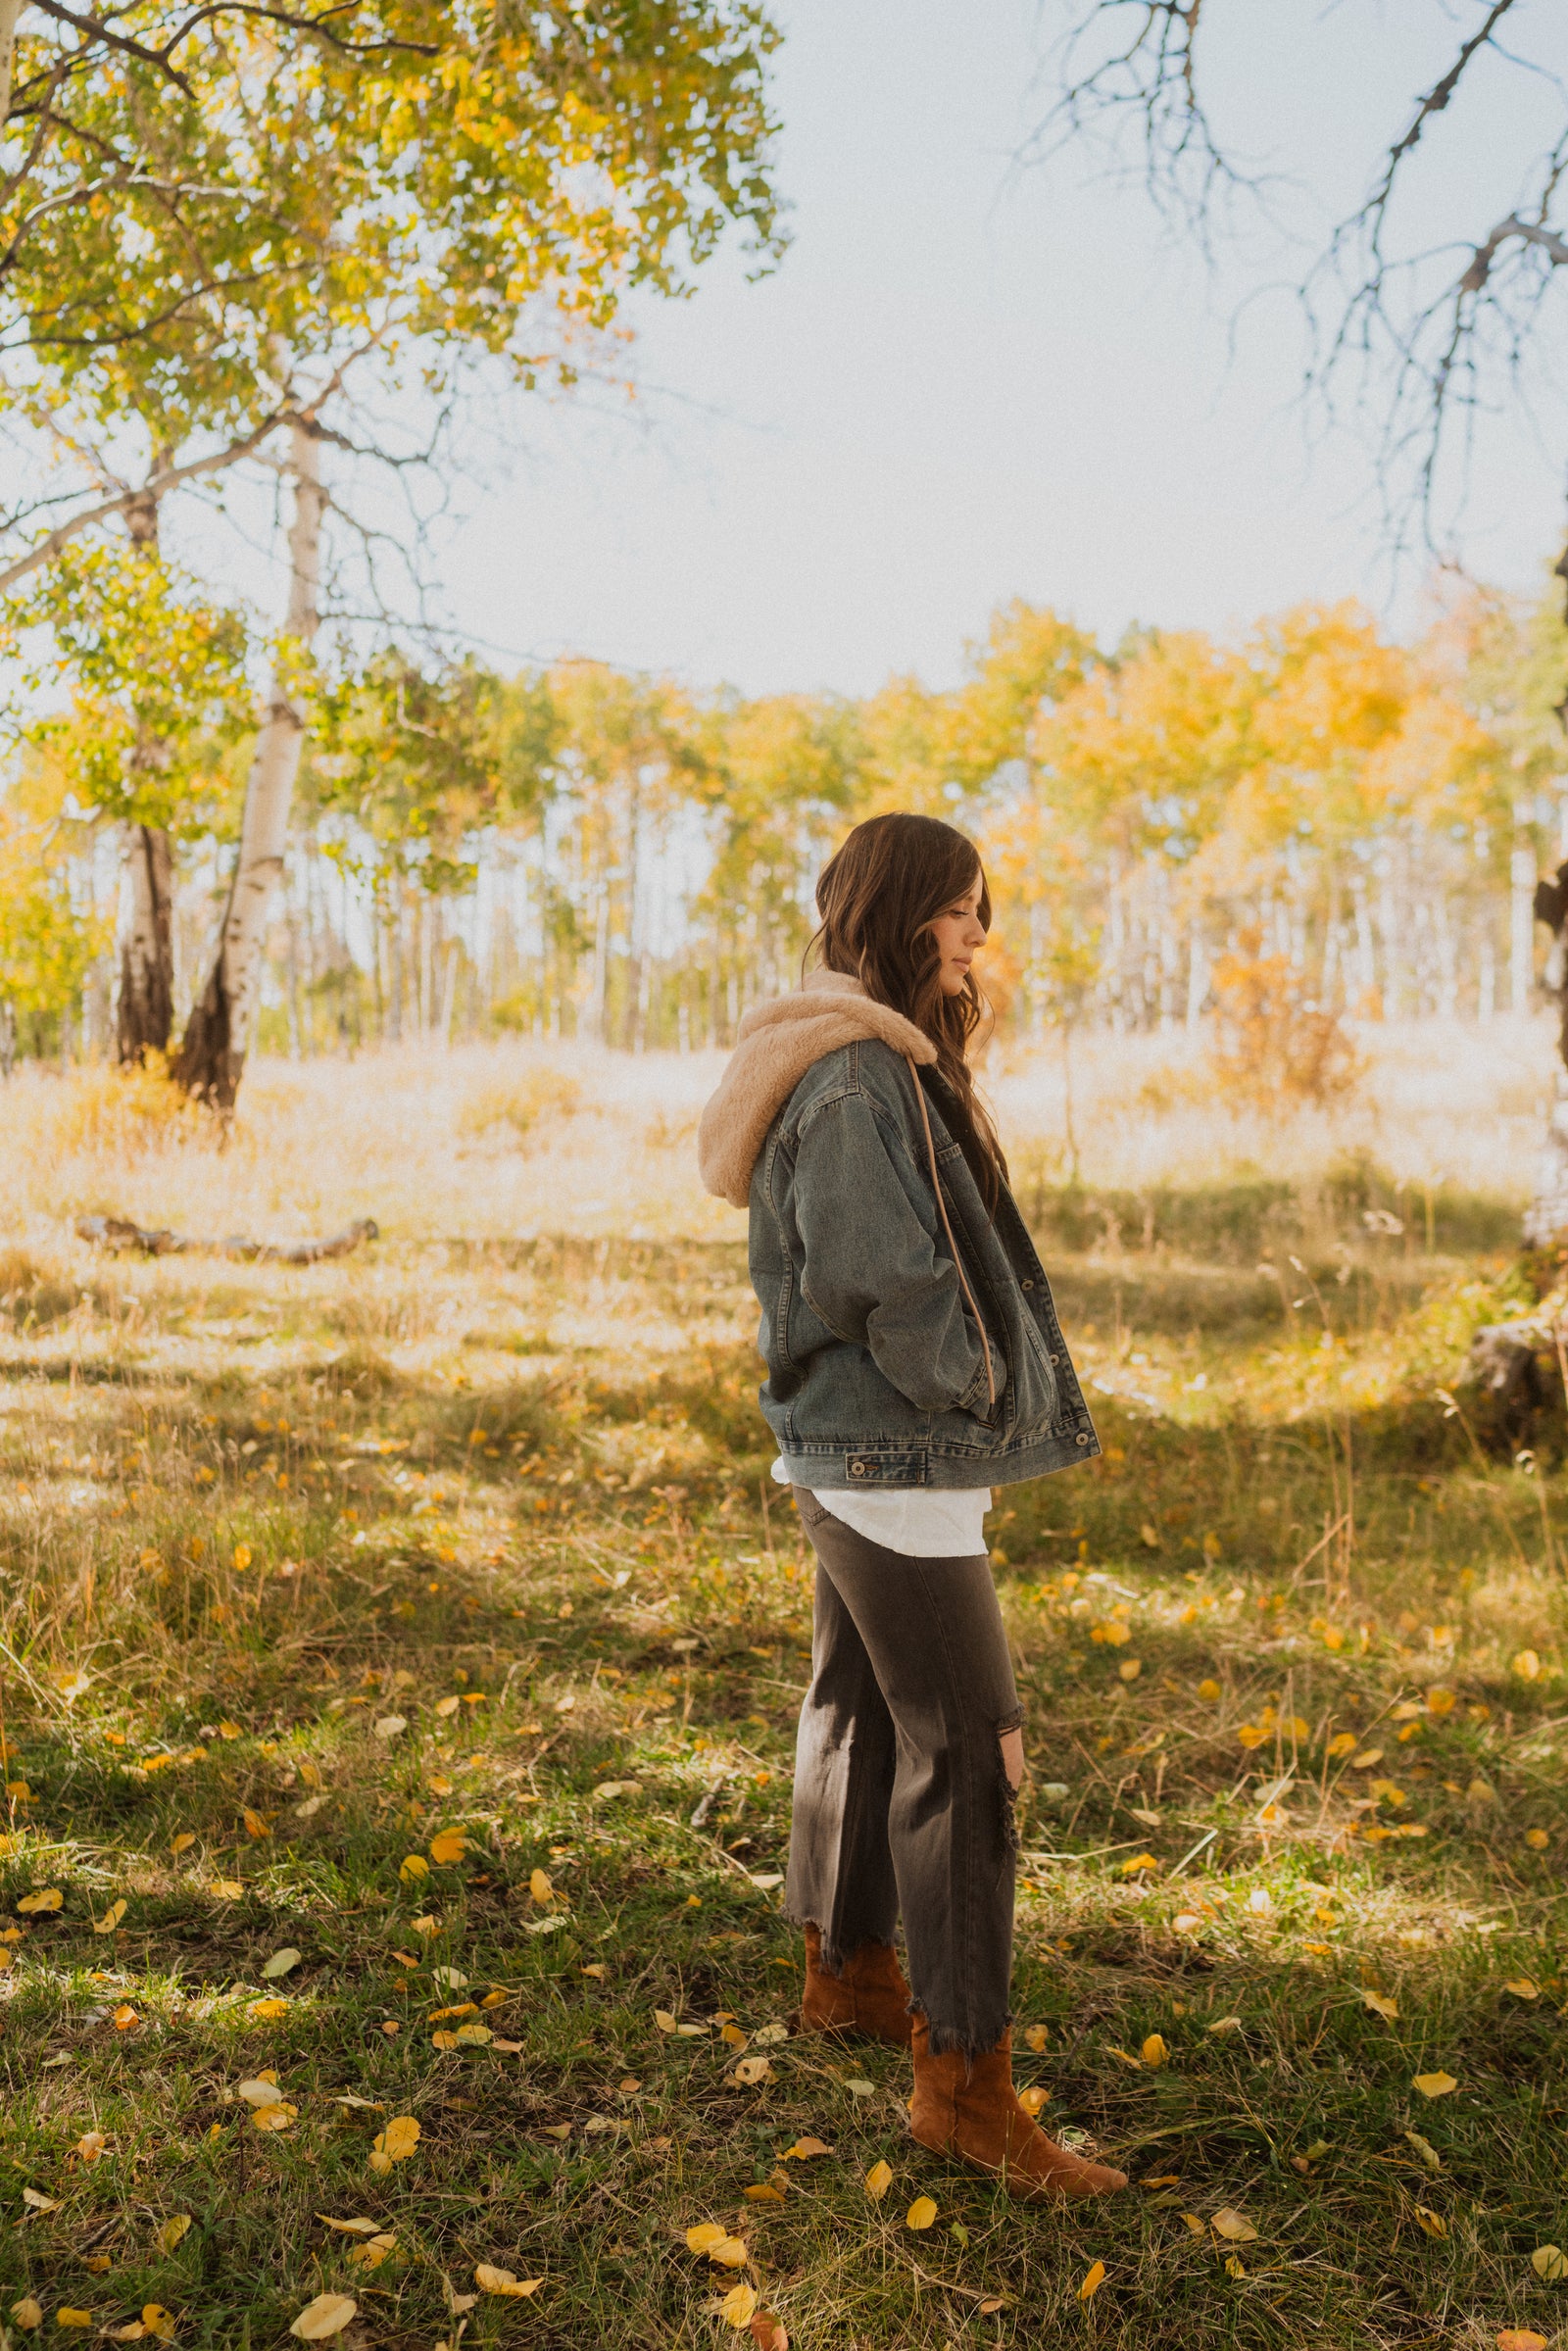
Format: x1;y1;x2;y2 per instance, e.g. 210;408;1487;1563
747;1037;1099;1490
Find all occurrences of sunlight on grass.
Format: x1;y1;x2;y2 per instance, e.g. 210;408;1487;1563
0;1036;1564;2346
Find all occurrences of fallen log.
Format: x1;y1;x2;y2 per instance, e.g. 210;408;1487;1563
75;1214;378;1264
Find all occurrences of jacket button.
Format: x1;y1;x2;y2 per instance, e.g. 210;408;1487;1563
1075;1433;1090;1445
850;1461;867;1477
1021;1279;1035;1291
1051;1353;1060;1365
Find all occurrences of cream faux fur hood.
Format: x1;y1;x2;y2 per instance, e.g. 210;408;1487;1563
697;967;937;1208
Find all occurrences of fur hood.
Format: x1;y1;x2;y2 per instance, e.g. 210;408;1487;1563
697;967;937;1208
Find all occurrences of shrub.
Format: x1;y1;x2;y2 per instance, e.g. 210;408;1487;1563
1207;938;1362;1111
459;1067;582;1145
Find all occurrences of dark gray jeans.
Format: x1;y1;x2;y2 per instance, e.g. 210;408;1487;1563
784;1490;1022;2057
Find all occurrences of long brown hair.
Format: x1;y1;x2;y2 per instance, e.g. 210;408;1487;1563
811;812;1008;1210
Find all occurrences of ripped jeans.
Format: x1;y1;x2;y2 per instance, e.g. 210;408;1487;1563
784;1490;1022;2058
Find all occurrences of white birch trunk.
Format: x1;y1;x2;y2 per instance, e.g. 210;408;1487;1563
0;0;26;125
176;418;323;1106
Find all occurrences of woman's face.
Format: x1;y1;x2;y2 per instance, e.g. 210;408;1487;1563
927;874;987;997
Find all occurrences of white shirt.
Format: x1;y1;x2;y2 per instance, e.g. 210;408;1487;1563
770;1457;990;1559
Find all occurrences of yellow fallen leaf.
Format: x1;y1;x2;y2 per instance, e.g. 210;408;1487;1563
140;2310;176;2344
686;2224;728;2254
455;2025;492;2046
289;2293;358;2339
1018;2086;1050;2117
1532;2244;1568;2280
1181;2212;1206;2236
435;1695;462;1718
654;2009;678;2033
1197;1679;1220;1702
1496;2331;1550;2350
474;2265;541;2297
581;1965;607;1983
1413;2073;1457;2099
1326;1732;1357;1757
1351;1749;1384;1771
1363;1990;1399;2021
347;2233;396;2270
318;2217;381;2234
708;2237;749;2269
1023;2024;1050;2052
784;2137;832;2160
744;2183;786;2204
864;2160;894;2200
74;2132;108;2163
1512;1650;1542;1683
399;1856;429;1884
1426;1687;1456;1716
18;1888;62;1914
248;1998;289;2023
93;1900;127;1935
1414;2207;1446;2238
241;1810;270;1840
1120;1852;1158;1877
22;2190;59;2213
529;1868;553;1904
410;1916;439;1937
1526;1830;1549;1850
370;2116;420;2166
1212;2209;1259;2242
56;2312;94;2330
10;2298;42;2329
720;2022;747;2048
113;2004;140;2030
262;1948;301;1980
253;2102;298;2131
731;2056;774;2086
719;2284;758;2329
906;2196;937;2230
1224;2254;1246;2278
1142;2034;1168;2068
1505;1978;1540;2000
1078;2261;1106;2302
155;2215;191;2254
427;1830;467;1865
1118;1658;1142;1682
210;1881;243;1900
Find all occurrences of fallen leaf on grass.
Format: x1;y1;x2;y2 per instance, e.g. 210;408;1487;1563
1224;2254;1246;2278
1363;1991;1399;2021
169;1834;194;1856
1496;2332;1550;2350
74;2133;107;2164
1078;2262;1106;2302
719;2284;758;2329
368;2116;419;2174
399;1856;429;1884
253;2102;298;2132
289;2293;357;2339
864;2160;894;2200
92;1900;127;1935
1212;2210;1258;2242
247;1998;289;2023
155;2216;191;2254
1197;1679;1221;1702
348;2234;396;2270
1142;2034;1168;2068
529;1868;554;1904
906;2197;937;2230
373;1716;406;1741
1018;2086;1051;2117
10;2298;41;2329
1513;1650;1542;1683
749;2312;789;2351
138;2310;176;2344
56;2311;94;2330
262;1948;301;1980
1206;2016;1243;2035
318;2217;381;2234
1404;2131;1443;2171
241;1810;270;1840
1023;2024;1050;2052
592;1781;642;1801
730;2057;774;2087
1504;1979;1540;2000
1415;2207;1447;2237
1525;1830;1550;1850
1180;2213;1206;2237
209;1881;243;1900
752;2023;789;2046
1532;2245;1568;2280
474;2265;540;2298
22;2190;59;2212
427;1830;467;1865
18;1888;62;1914
1414;2073;1458;2100
783;2138;832;2160
744;2183;786;2205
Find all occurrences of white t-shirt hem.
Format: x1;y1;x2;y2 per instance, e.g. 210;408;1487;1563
769;1455;990;1560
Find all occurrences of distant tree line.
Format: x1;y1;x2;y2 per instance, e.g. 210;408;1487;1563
3;584;1566;1072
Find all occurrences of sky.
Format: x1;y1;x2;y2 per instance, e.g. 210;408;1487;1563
339;2;1568;696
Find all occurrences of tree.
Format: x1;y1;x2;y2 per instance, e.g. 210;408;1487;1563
1035;2;1568;552
0;0;784;1102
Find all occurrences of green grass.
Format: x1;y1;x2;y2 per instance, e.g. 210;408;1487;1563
0;1218;1565;2349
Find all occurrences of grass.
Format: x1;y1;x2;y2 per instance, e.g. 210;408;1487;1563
0;1037;1565;2349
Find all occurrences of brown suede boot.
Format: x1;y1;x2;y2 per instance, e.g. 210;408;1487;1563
908;2016;1127;2200
795;1924;915;2047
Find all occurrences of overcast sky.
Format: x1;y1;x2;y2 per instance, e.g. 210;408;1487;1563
411;1;1568;696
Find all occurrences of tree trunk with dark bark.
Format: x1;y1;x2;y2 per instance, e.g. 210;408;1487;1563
116;821;175;1063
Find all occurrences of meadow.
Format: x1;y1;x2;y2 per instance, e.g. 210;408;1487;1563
0;1017;1565;2351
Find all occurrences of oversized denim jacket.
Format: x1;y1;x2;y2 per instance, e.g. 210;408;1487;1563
748;1037;1100;1490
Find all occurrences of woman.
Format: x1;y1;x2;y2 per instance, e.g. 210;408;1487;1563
698;811;1125;2203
